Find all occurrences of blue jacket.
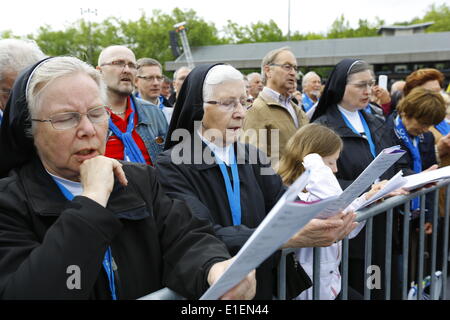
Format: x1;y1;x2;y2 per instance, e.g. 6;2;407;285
108;96;168;163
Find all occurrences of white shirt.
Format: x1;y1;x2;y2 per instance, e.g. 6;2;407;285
262;87;299;128
47;170;83;197
338;105;364;134
295;153;365;300
197;130;232;166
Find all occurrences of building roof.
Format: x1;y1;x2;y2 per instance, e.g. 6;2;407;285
377;22;434;33
165;32;450;71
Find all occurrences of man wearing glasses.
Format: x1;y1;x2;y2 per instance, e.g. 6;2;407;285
97;46;168;166
242;47;308;168
135;58;173;125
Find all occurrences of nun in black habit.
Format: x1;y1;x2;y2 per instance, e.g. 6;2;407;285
311;59;408;299
0;56;257;300
156;63;356;299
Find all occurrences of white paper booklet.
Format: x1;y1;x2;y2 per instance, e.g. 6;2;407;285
353;170;406;211
200;170;338;300
403;165;450;190
315;146;406;219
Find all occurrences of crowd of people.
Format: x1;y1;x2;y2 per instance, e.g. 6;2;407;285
0;38;449;300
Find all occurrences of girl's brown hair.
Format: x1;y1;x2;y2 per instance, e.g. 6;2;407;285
277;123;343;186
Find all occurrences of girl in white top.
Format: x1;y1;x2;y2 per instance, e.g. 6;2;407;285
277;123;384;300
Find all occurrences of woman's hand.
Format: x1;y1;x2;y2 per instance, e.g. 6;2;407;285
80;156;128;207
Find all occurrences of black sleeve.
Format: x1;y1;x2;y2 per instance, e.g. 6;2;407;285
155;155;255;255
138;166;231;299
0;186;123;299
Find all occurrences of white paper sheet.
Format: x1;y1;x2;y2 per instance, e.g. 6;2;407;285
403;165;450;190
200;170;338;300
315;146;406;219
353;170;406;211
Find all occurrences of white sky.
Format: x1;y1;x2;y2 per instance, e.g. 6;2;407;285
2;0;449;37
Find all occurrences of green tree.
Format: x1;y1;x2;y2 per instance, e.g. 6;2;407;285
119;8;225;67
420;3;450;32
224;20;285;43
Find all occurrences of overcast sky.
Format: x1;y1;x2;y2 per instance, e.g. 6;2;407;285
2;0;449;36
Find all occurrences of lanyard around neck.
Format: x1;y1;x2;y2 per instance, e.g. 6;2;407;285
108;97;146;164
340;110;377;158
52;177;118;300
215;146;241;226
394;115;422;210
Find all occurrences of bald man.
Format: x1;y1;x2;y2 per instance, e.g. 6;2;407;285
97;45;168;166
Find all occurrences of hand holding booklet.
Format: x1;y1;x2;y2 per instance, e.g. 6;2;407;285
200;170;338;300
316;146;406;218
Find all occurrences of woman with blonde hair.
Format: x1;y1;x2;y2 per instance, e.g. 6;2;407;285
278;123;387;300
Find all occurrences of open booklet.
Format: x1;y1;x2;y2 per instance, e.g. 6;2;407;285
200;170;339;300
352;165;450;211
315;145;406;219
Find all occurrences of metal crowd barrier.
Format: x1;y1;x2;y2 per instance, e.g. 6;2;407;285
277;180;450;300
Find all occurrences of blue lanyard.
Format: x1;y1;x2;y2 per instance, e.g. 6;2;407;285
340;110;377;158
158;96;165;111
215;146;241;226
394;115;422;211
364;104;372;114
108;97;146;164
435;120;450;136
51;178;118;300
302;93;314;112
0;112;3;124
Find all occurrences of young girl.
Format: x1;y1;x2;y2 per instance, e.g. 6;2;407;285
278;123;381;300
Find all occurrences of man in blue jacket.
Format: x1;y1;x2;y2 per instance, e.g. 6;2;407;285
97;45;168;166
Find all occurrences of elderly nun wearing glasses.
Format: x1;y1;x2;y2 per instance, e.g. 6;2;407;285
156;63;358;300
311;58;411;299
0;56;257;300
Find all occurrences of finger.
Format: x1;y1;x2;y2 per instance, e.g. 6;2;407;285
111;160;128;186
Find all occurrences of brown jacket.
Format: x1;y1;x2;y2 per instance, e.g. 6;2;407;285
241;91;309;168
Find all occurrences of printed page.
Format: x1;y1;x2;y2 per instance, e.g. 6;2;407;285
315;146;406;219
200;172;340;300
353;170;406;211
403;165;450;190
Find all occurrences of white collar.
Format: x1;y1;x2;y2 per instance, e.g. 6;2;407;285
46;170;83;196
337;104;364;132
263;87;292;104
197;130;232;166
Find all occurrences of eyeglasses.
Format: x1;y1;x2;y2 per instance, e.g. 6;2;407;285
31;106;110;130
137;75;164;82
205;97;247;112
101;60;137;70
270;63;299;72
348;79;376;90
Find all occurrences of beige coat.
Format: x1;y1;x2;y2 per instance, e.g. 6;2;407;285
241;91;309;168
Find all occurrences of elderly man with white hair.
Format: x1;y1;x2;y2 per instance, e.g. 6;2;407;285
0;38;45;122
301;71;322;113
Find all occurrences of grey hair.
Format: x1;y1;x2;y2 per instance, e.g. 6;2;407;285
26;56;107;134
247;72;261;83
202;65;244;101
136;57;163;74
0;39;45;81
302;71;320;88
260;47;293;85
347;60;372;82
173;66;192;81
